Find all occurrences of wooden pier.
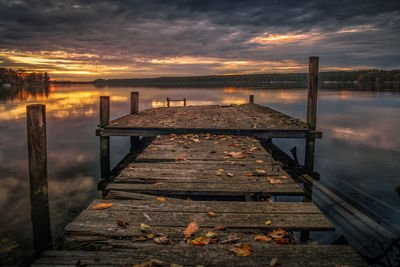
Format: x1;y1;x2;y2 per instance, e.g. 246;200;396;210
32;57;367;266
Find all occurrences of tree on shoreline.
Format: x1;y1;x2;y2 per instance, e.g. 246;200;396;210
0;68;50;85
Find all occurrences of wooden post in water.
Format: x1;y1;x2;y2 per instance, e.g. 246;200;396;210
130;92;140;153
99;96;110;181
183;97;187;107
301;56;319;242
249;95;254;103
26;104;52;254
167;97;170;107
305;56;319;174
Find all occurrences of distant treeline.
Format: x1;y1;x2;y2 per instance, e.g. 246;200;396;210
0;68;50;85
93;69;400;87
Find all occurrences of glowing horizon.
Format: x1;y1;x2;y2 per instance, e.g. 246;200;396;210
0;49;379;81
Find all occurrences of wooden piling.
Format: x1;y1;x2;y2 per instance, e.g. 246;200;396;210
26;104;52;254
183;97;187;107
304;56;319;173
167;97;170;107
130;92;140;153
99;96;110;180
130;92;139;114
249;95;254;103
301;57;319;242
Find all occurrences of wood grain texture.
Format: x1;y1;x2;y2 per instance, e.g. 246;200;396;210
96;103;323;138
107;135;302;197
34;245;366;266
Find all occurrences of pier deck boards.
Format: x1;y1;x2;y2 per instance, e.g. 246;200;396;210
96;104;322;138
106;134;304;197
34;134;365;266
34;245;366;266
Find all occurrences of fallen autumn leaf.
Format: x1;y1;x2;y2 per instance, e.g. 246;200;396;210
92;203;113;210
184;221;199;239
230;243;254;257
254;234;272;243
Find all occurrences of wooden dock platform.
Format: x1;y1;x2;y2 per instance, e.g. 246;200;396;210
34;134;366;266
31;58;366;266
96;103;322;139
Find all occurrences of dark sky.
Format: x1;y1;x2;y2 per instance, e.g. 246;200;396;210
1;0;399;80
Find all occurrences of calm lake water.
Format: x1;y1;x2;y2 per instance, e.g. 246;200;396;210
0;84;399;265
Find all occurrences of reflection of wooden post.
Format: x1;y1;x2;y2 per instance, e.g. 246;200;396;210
100;96;110;181
301;56;318;243
27;104;52;254
130;92;140;153
249;95;254;103
183;97;186;107
167;97;170;107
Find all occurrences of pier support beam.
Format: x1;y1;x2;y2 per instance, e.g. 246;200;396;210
249;95;254;103
27;104;52;254
100;96;110;181
130;92;140;153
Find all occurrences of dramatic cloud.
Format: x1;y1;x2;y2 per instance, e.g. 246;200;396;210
0;0;399;80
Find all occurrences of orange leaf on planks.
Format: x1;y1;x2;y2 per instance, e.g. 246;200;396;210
254;234;272;243
184;221;199;239
229;243;254;257
190;236;212;245
92;203;113;210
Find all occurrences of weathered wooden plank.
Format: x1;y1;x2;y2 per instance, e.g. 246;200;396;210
106;182;303;196
34;245;366;266
85;199;324;214
72;211;333;230
114;176;295;185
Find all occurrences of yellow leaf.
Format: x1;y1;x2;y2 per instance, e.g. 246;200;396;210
184;221;199;239
268;228;289;240
186;197;193;201
190;236;211;245
254;234;272;243
205;231;217;238
147;234;154;239
256;169;266;175
208;212;216;216
151;148;158;151
270;257;279;267
230;243;254;257
265;220;272;225
92;203;113;210
156;197;166;201
140;223;150;232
